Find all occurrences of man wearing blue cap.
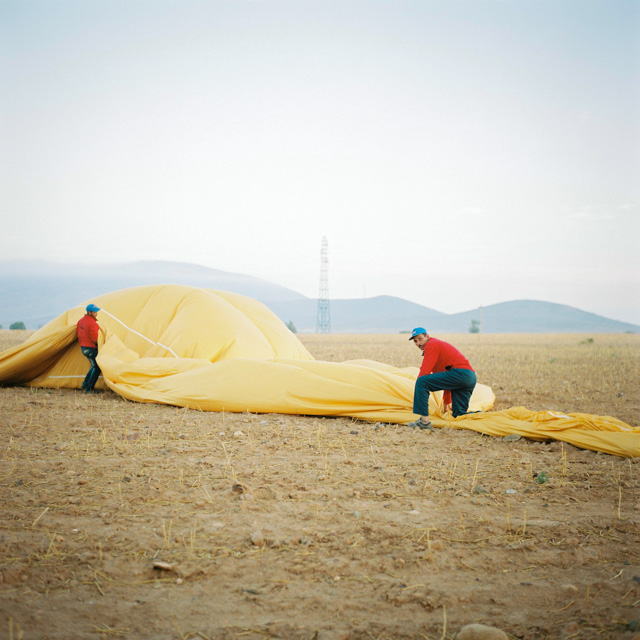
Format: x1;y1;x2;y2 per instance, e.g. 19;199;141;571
76;304;102;394
407;328;476;429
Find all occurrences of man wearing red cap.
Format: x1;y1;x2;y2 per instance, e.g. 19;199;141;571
407;327;476;429
76;304;102;394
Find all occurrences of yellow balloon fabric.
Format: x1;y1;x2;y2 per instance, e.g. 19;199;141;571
438;407;640;458
0;285;637;457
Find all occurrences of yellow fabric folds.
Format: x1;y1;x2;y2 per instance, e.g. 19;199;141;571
436;407;640;458
1;285;637;457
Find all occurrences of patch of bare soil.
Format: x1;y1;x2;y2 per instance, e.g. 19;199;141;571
0;332;639;639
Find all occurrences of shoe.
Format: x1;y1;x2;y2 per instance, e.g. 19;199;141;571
407;418;432;430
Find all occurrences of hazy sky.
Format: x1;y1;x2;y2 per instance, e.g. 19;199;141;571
2;0;639;323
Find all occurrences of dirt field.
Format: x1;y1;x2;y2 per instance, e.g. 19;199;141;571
1;331;639;640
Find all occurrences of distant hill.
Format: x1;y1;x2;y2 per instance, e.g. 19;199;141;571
443;300;640;333
1;260;638;333
272;297;640;334
0;260;305;329
268;296;448;333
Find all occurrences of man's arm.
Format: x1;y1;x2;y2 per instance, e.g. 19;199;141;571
418;341;439;377
89;320;100;346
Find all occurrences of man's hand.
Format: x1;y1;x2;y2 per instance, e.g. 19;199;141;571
444;403;452;414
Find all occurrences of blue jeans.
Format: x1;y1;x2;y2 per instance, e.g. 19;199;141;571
81;347;101;390
413;368;477;418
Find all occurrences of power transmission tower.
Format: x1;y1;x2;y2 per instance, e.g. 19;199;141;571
316;236;331;334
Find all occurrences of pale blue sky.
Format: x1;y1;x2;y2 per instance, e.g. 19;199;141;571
2;0;639;323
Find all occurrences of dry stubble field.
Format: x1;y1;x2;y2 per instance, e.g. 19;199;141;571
1;330;639;640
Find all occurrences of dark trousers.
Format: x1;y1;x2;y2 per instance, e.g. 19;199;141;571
413;368;477;418
81;347;101;390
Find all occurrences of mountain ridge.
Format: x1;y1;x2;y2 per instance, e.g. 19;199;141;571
0;260;637;333
269;296;640;334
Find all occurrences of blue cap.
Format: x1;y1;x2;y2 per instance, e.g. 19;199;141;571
86;304;101;313
409;327;426;340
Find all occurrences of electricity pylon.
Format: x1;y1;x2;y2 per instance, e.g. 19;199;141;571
316;236;331;334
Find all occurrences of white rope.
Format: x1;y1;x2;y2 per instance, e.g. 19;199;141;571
32;374;103;382
47;375;87;379
100;309;179;358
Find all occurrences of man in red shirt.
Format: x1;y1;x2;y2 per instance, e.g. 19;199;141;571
76;303;102;394
407;327;476;429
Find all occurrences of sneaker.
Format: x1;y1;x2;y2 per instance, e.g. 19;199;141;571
406;418;432;430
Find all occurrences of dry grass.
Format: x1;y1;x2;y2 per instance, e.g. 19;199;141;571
0;330;31;352
1;330;639;640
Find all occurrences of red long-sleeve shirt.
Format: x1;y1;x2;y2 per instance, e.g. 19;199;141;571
419;337;474;405
76;314;100;348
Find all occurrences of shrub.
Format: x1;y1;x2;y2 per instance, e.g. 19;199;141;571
286;320;297;334
9;321;26;330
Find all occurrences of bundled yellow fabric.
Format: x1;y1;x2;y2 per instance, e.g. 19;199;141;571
0;285;637;458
